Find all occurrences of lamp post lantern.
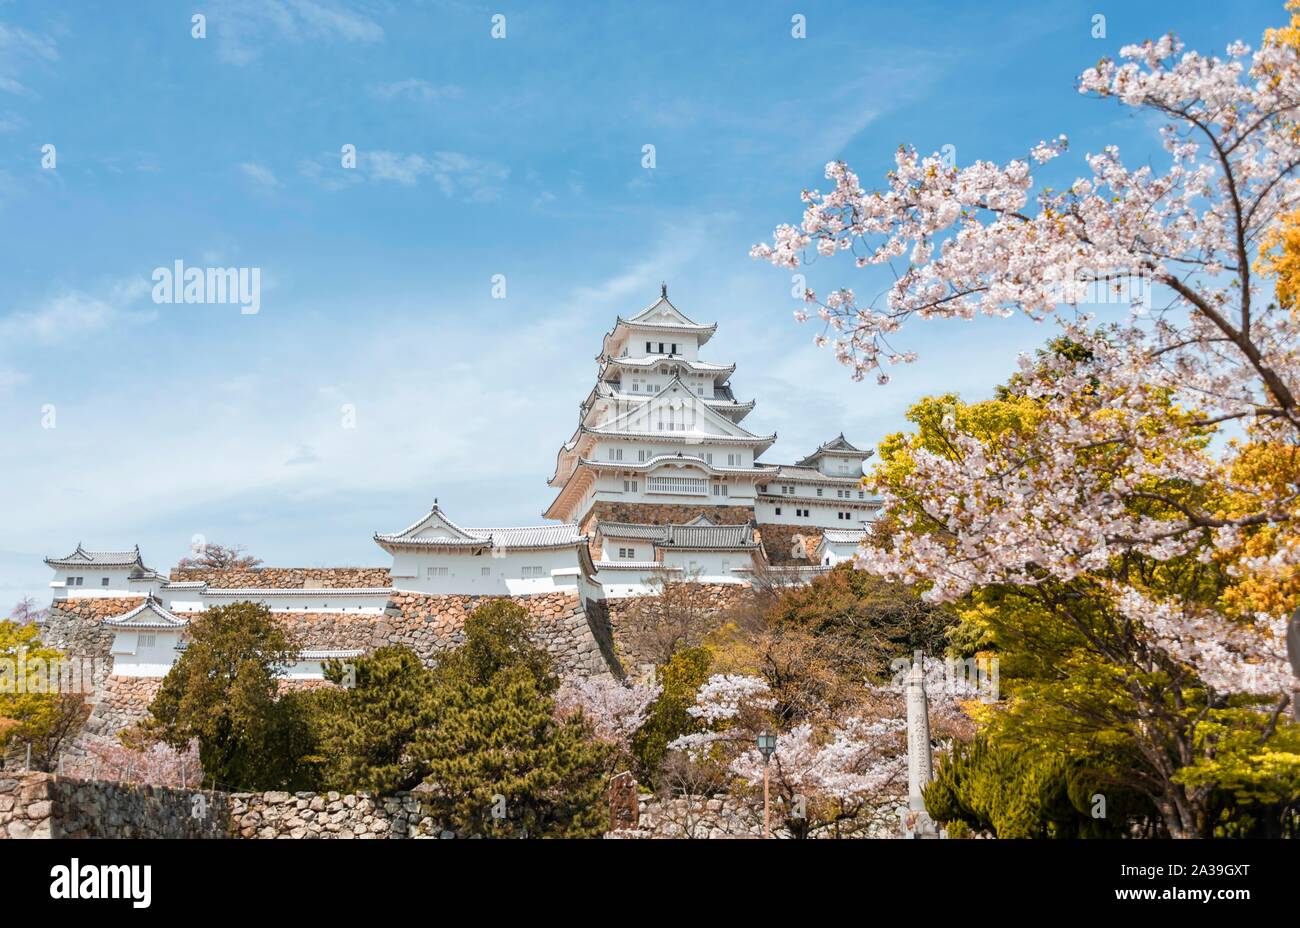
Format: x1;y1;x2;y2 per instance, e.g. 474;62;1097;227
757;730;777;839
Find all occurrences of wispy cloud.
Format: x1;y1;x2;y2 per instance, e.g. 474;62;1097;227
238;161;282;189
363;150;509;200
368;79;462;104
0;21;58;98
0;365;27;396
211;0;383;66
0;279;155;346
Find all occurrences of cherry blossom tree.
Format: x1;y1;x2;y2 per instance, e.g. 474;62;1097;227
66;737;202;788
754;17;1300;835
669;669;971;837
554;676;661;761
752;28;1300;697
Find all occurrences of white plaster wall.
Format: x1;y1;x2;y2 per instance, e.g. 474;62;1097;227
658;549;752;582
50;568;135;598
755;497;877;529
818;541;864;566
200;591;389;613
388;547;581;595
110;629;184;677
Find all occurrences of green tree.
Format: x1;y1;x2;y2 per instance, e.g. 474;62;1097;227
311;645;436;793
766;564;956;682
413;600;611;837
878;378;1300;837
631;646;713;785
145;602;314;790
0;620;89;770
925;735;1157;838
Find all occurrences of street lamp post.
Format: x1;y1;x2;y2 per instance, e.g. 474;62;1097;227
1287;607;1300;720
757;730;777;839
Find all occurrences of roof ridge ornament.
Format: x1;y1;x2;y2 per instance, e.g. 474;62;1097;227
660;282;667;299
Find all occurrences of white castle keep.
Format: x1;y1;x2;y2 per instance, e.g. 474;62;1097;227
42;287;880;678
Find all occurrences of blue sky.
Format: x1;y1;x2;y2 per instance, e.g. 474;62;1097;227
0;0;1286;607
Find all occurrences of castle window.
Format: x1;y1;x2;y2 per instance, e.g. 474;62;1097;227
816;488;823;497
671;343;678;355
136;633;156;649
618;547;636;560
101;577;110;586
426;566;449;577
481;567;491;576
521;566;545;579
775;507;782;515
646;341;652;352
658;343;665;354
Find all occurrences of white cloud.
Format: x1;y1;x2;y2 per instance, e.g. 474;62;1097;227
363;150;509;200
0;279;154;345
238;161;282;189
0;22;58;98
211;0;383;66
368;79;462;103
0;365;27;395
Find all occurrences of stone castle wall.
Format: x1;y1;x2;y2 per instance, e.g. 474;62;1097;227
755;523;822;565
228;789;448;839
0;772;228;839
598;582;755;670
0;772;768;840
40;596;141;659
168;566;392;588
580;501;756;537
607;794;770;839
0;773;446;839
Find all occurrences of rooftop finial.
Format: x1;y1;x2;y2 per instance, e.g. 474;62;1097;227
660;281;668;299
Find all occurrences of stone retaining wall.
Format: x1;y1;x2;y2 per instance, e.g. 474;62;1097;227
580;502;757;537
756;523;822;565
40;596;141;659
609;794;769;839
600;582;755;670
169;566;392;588
0;773;446;840
229;790;448;839
0;772;227;839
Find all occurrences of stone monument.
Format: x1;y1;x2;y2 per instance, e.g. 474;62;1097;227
609;771;639;832
901;652;940;838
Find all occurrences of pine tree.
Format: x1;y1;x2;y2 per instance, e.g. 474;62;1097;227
413;600;611;837
312;645;437;793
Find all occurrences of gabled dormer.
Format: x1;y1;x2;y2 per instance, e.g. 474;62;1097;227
598;285;717;361
795;434;874;477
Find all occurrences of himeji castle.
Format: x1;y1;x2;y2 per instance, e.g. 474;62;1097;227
41;287;880;679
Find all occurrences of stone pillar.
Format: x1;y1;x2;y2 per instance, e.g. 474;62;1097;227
903;654;939;837
906;656;932;808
